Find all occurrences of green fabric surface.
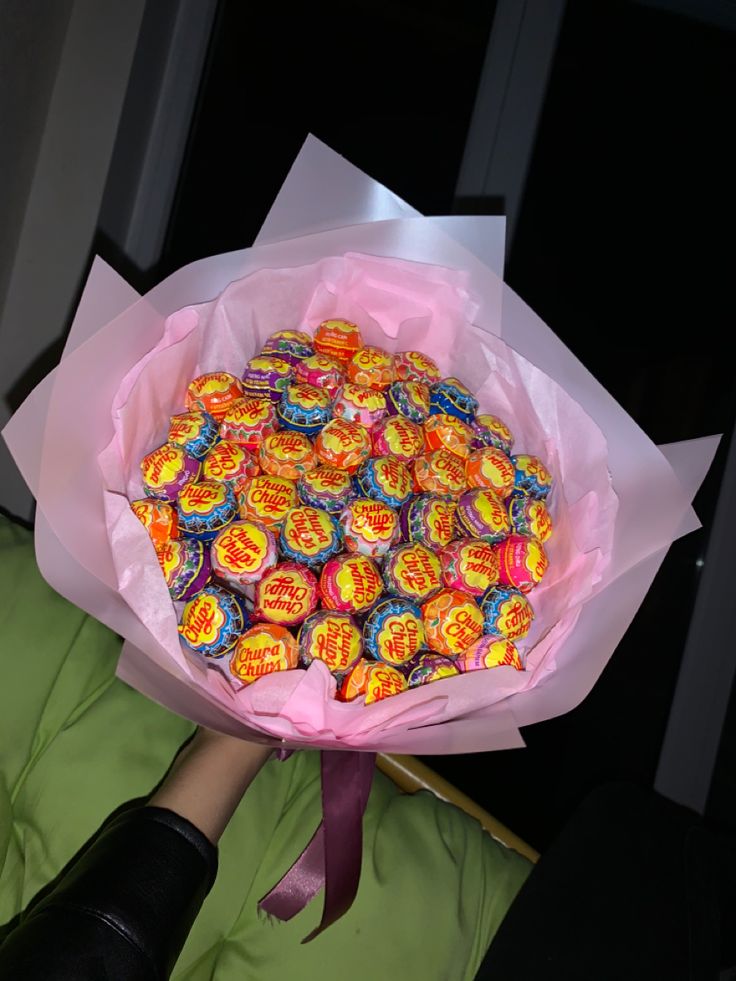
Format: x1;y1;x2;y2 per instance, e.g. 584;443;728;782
0;515;530;979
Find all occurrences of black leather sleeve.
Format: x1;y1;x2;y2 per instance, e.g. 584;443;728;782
0;806;218;980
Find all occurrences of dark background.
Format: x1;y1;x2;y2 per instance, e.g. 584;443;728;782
159;0;735;849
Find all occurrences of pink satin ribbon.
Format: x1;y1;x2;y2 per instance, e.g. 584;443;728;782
259;750;376;942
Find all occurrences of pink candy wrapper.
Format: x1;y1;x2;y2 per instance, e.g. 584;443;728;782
3;137;718;754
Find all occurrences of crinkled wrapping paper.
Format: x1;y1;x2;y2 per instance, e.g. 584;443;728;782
3;136;719;755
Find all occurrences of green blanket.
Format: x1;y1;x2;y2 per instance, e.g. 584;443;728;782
0;515;529;979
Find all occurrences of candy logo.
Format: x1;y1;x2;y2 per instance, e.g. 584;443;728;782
395;547;441;596
376;459;411;498
309;469;348;491
204;442;245;478
155;540;182;578
524;538;549;582
479;450;515;485
143;445;183;488
231;636;291;682
260;573;313;618
366;665;405;703
334;558;383;608
404;351;439;376
377;613;423;665
266;433;310;460
190;372;239;395
384;419;422;456
459;543;499;584
474;491;509;531
528;501;552;541
477;415;513;443
292;384;325;407
442;606;483;651
482;639;522;669
354;347;388;368
131;500;156;528
427;500;456;545
247;477;295;515
312;619;359;671
228;399;272;424
405;382;430;412
284;507;333;554
321;421;365;451
213;524;268;573
496;596;534;640
180;594;226;645
169;417;200;442
349;501;396;542
180;483;226;515
344;384;383;408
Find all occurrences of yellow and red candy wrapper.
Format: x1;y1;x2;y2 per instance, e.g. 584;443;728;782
393;350;441;385
177;480;238;541
509;495;553;543
456;635;523;673
278;505;342;568
259;430;317;480
511;454;553;500
178;583;250;659
438;538;500;597
455;488;511;544
253;561;319;626
465;446;516;498
314;319;363;363
297;466;355;515
210;519;278;589
295;352;346;397
337;658;407;703
402;651;459;688
276;384;333;436
413;449;467;497
471;414;515;454
423;414;474;459
339;498;400;557
228;623;299;688
354;456;413;508
130;498;179;546
346;345;395;390
332;383;387;429
421;589;484;658
298;610;363;674
399;493;456;549
140;443;200;502
371;416;424;463
319;553;384;615
202;439;260;490
237;474;297;530
382;542;442;603
385;381;431;424
362;597;426;667
495;534;549;593
155;536;212;601
186;372;244;421
219;397;279;452
314;419;372;473
241;355;294;402
167;410;220;460
479;585;535;641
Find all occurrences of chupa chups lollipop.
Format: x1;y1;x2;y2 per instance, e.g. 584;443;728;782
186;372;243;421
465;446;516;498
259;430;317;480
295;352;346;397
237;474;297;530
511;454;553;500
346;345;395;390
260;329;314;365
314;319;363;363
219;397;279;452
253;561;319;626
384;381;430;424
423;413;474;459
202;439;260;490
421;589;484;658
241;355;294;402
382;542;442;604
332;383;387;429
178;583;250;659
438;538;500;597
297;465;355;515
177;480;238;542
354;456;413;509
402;652;459;688
155;537;212;601
362;596;426;667
413;449;467;497
508;495;553;543
454;488;511;544
130;499;179;546
319;553;384;615
429;377;478;423
298;610;363;675
210;519;278;590
226;623;299;689
399;493;456;550
314;419;371;473
393;351;441;385
337;658;407;703
276;384;333;436
141;443;200;502
278;505;343;569
471;414;515;454
479;585;534;641
495;534;549;593
456;635;523;673
167;410;219;460
371;416;424;463
339;498;399;557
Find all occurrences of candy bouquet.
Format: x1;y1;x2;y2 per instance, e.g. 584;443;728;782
3;137;717;934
